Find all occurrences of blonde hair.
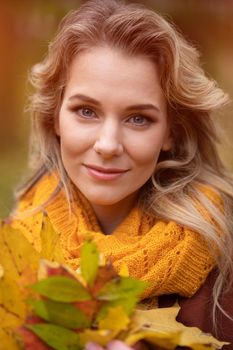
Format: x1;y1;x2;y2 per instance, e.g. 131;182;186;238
17;0;233;325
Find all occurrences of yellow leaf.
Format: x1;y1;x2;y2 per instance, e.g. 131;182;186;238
0;224;40;349
0;274;26;317
79;329;117;347
99;306;130;331
125;329;181;349
40;216;65;264
0;327;20;350
0;304;23;350
119;263;129;277
125;306;228;350
0;225;39;279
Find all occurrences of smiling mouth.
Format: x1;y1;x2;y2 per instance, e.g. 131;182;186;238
84;164;129;180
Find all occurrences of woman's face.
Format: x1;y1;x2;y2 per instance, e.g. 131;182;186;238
57;46;171;208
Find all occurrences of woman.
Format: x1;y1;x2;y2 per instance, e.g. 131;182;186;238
11;0;233;346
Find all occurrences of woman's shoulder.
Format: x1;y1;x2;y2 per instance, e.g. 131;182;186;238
178;269;233;348
191;182;223;208
159;269;233;349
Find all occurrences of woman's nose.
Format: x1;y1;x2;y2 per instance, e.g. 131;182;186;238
93;119;124;158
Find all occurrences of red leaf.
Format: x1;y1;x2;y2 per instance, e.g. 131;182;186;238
74;299;101;320
46;265;75;279
18;316;52;350
90;264;118;295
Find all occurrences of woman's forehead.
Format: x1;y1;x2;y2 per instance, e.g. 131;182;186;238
64;46;166;107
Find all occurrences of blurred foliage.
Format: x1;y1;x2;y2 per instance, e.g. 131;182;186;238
0;0;233;218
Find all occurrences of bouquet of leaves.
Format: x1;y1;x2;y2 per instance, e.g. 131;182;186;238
0;217;229;350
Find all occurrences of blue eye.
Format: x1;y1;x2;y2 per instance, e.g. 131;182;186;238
78;107;96;118
128;115;149;126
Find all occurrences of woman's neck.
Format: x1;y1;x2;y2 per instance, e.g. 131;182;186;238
91;192;138;235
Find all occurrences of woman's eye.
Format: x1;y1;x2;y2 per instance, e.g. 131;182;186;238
78;107;96;118
127;115;150;126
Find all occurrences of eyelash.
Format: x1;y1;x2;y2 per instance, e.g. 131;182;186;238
70;105;153;127
74;106;97;119
127;115;151;127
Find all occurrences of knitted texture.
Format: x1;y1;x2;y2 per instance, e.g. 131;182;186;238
11;172;219;299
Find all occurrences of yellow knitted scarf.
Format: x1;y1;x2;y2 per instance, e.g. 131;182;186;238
12;172;218;299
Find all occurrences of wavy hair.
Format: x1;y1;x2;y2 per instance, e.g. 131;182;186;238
16;0;233;326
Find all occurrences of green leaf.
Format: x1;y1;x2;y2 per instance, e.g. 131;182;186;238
80;240;99;287
31;276;91;302
29;299;91;329
97;277;147;301
27;323;81;350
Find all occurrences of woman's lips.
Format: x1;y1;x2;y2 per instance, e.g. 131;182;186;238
84;164;129;180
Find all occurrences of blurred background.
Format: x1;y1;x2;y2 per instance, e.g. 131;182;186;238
0;0;233;218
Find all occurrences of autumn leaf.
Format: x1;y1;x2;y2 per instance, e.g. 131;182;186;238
119;263;129;277
29;299;91;329
96;296;138;322
27;323;81;350
80;240;99;287
96;277;146;322
0;223;40;350
98;306;130;332
18;316;52;350
125;306;229;350
97;276;147;302
0;309;22;350
40;216;65;264
0;219;76;350
1;224;228;350
79;329;117;348
37;259;73;279
0;223;39;281
31;275;91;302
74;299;101;320
90;263;118;296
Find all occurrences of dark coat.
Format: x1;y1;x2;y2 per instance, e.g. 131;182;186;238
159;269;233;349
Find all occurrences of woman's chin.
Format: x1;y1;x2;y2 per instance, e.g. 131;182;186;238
84;195;122;207
78;188;129;207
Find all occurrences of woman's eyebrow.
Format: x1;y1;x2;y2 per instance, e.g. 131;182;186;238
68;93;161;113
68;94;101;106
125;104;161;113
